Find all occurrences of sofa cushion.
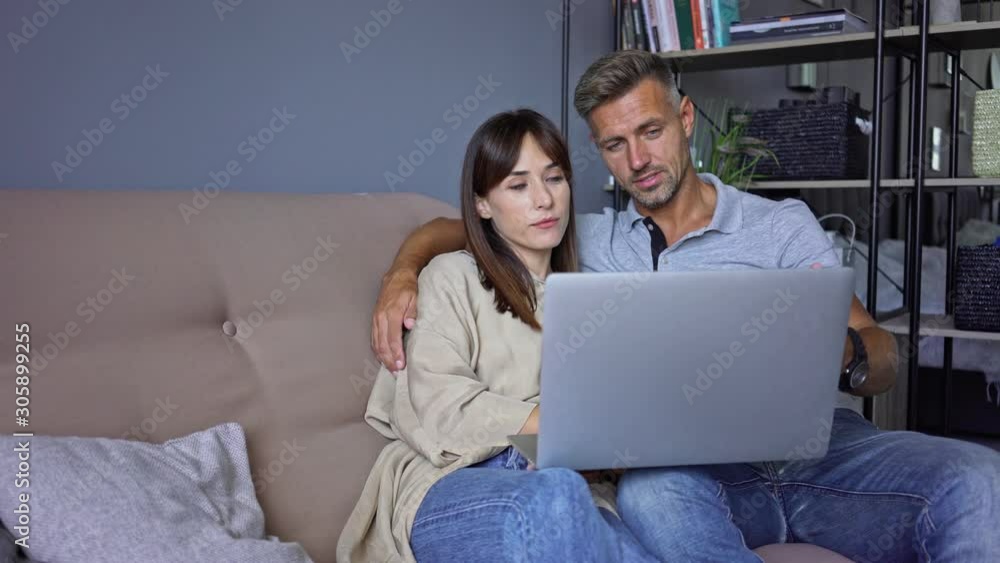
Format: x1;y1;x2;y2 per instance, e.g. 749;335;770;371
0;423;311;562
0;189;458;563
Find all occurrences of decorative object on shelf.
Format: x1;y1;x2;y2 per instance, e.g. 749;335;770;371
738;86;869;180
930;0;961;24
989;53;1000;89
972;89;1000;178
786;63;818;91
690;99;776;188
954;244;1000;332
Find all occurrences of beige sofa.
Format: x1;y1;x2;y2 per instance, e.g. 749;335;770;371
0;188;848;562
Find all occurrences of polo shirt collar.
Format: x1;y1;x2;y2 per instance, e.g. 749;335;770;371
619;172;743;235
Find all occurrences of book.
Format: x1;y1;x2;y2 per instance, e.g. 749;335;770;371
632;0;648;51
731;21;861;44
697;0;711;49
730;9;869;34
622;0;635;49
673;0;696;50
642;0;662;52
657;0;680;51
689;0;704;49
711;0;740;47
703;0;716;47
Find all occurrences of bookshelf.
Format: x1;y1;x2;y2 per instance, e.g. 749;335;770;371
656;21;1000;72
612;1;1000;433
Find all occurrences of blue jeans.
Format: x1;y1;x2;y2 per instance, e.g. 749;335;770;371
617;408;1000;562
410;447;658;563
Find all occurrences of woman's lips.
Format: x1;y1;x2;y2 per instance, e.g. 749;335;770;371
533;218;559;229
634;171;662;189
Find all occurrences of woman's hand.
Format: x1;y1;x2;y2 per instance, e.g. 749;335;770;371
518;405;540;435
371;268;419;371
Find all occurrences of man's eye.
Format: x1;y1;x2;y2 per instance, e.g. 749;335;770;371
606;142;623;152
645;128;662;138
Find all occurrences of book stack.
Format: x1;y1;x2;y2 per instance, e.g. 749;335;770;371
619;0;742;52
729;9;870;45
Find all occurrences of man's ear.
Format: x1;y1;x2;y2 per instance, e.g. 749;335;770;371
475;196;492;220
680;95;696;140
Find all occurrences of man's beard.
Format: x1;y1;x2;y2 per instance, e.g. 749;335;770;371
626;168;680;210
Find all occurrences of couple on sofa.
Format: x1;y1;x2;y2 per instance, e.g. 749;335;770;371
338;50;1000;562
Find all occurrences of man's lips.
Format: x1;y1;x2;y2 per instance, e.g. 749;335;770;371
532;218;559;229
634;171;662;189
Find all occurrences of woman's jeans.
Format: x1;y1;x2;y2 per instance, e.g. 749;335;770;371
410;447;658;563
616;408;1000;562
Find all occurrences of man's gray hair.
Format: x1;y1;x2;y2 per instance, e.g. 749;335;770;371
574;50;681;121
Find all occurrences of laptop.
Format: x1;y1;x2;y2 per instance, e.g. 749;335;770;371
510;267;855;470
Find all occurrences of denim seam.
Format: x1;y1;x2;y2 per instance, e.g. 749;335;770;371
411;499;524;529
718;477;765;489
715;480;766;562
916;504;934;562
778;481;932;505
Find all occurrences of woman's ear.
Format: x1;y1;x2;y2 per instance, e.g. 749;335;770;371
475;196;492;220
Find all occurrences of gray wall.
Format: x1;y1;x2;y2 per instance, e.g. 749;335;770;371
1;0;616;212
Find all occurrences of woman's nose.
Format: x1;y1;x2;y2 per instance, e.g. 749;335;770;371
534;183;554;208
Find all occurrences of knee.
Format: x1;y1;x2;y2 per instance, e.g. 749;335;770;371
933;444;1000;514
507;468;593;539
617;466;721;517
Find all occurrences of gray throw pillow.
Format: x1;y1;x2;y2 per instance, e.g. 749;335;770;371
0;423;312;563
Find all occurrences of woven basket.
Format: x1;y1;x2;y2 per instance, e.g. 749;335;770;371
954;244;1000;332
740;101;869;180
972;89;1000;178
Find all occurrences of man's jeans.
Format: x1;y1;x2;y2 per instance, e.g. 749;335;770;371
410;447;658;563
617;408;1000;562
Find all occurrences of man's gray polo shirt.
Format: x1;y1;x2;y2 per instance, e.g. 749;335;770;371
576;173;840;273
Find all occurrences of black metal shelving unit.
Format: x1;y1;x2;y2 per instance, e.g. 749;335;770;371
610;1;1000;430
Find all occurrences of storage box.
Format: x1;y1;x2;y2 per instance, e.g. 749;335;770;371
739;91;869;180
954;244;1000;332
972;89;1000;178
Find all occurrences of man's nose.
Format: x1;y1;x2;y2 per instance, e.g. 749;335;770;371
628;142;650;171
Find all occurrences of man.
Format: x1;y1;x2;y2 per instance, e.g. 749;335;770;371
370;50;1000;561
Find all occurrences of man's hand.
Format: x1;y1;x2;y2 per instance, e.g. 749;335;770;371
368;217;467;371
372;269;418;371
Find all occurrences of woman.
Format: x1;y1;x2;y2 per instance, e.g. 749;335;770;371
337;110;657;562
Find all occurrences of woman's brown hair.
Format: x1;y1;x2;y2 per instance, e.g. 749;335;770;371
460;109;579;330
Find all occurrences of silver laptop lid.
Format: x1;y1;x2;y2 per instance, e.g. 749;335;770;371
537;268;854;470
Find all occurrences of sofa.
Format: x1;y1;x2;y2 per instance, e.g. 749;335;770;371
0;188;849;562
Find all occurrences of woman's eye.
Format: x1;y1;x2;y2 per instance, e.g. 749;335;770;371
546;175;565;183
509;183;527;191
